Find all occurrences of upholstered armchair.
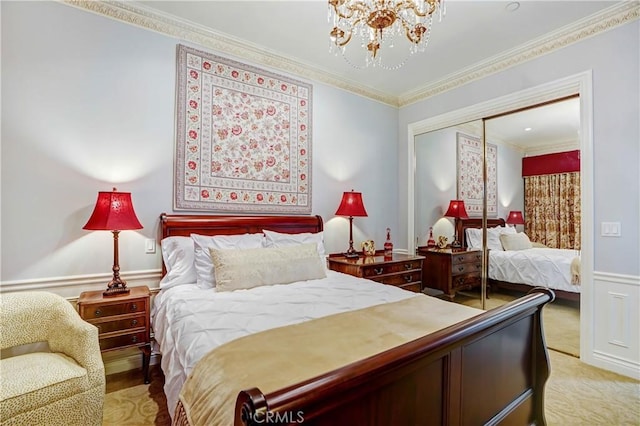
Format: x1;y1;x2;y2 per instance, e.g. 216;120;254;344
0;291;105;425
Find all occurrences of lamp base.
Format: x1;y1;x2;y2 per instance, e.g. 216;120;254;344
343;251;360;259
103;286;130;297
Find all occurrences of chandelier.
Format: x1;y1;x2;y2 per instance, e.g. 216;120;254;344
328;0;445;69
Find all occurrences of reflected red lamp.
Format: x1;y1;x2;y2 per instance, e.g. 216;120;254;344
335;190;368;258
506;210;525;226
83;188;143;297
444;200;469;248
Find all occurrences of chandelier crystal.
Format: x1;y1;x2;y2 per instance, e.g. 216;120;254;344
328;0;445;69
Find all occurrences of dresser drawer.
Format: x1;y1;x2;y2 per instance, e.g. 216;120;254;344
370;271;421;287
99;331;148;351
451;262;482;275
95;315;147;334
361;261;421;278
80;299;146;319
397;283;421;293
452;251;482;265
452;273;481;290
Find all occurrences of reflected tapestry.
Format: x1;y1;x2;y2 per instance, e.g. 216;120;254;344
456;133;497;217
174;44;312;213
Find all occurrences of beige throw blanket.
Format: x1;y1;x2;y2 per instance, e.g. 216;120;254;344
177;295;482;426
571;256;581;285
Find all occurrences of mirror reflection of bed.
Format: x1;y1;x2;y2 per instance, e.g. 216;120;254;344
414;97;581;358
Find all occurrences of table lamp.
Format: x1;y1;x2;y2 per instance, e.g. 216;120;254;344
335;190;368;258
506;210;525;229
83;188;143;296
444;199;469;248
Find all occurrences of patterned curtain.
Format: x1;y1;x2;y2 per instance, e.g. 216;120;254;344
524;172;581;249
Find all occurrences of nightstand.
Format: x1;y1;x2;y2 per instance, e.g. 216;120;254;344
327;252;424;292
417;247;483;300
77;286;151;383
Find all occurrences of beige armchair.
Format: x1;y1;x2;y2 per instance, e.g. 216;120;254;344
0;291;105;425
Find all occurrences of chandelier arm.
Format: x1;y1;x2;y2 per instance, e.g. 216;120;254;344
397;0;438;19
332;0;369;20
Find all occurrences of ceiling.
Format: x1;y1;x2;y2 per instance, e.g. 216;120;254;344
137;0;619;101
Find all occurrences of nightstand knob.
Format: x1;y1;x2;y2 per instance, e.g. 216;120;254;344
374;267;384;275
94;309;101;317
457;266;465;272
403;275;412;282
132;336;138;343
404;263;411;270
131;319;138;326
130;304;137;311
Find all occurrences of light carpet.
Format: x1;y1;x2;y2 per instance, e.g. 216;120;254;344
454;289;580;357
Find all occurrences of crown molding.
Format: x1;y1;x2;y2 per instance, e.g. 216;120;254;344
61;0;397;106
399;1;640;107
62;1;638;108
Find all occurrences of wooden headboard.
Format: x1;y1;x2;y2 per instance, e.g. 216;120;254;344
457;217;506;248
159;214;324;276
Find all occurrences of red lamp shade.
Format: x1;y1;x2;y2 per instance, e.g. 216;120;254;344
506;210;525;225
444;200;469;219
335;190;368;217
83;189;143;231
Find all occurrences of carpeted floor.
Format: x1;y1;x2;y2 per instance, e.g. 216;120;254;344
453;289;581;357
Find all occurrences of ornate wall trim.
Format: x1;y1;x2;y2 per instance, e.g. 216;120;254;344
62;1;639;107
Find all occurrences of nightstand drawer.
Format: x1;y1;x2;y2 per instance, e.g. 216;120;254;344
81;299;146;319
370;271;421;286
451;262;482;275
99;331;148;351
452;251;482;265
95;315;147;334
362;261;421;278
452;273;481;289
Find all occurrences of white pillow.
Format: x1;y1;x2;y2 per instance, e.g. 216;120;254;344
210;243;327;292
159;236;197;289
500;232;533;251
465;226;516;250
262;229;326;257
191;233;265;288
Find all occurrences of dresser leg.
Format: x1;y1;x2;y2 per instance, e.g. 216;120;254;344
141;344;151;384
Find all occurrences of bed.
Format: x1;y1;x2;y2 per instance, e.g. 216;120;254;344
154;213;554;425
457;218;580;301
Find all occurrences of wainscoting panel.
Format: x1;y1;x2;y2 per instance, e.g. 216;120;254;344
590;272;640;379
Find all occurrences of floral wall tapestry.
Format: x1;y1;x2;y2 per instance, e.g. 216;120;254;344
174;44;312;213
456;133;497;217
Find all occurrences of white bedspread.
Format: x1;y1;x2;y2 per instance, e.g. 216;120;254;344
489;248;581;293
151;270;418;417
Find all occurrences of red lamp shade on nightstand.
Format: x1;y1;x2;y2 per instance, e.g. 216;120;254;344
506;210;525;225
83;188;143;297
335;190;368;258
444;200;469;248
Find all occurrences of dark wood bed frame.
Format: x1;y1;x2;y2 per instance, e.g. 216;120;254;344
457;218;579;302
160;213;554;425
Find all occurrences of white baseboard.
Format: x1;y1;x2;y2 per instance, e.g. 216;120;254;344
590;350;640;381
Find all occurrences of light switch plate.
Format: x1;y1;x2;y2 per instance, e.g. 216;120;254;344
601;222;621;237
145;238;157;254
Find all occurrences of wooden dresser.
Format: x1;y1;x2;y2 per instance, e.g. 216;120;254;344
77;286;151;383
327;252;424;292
417;247;483;300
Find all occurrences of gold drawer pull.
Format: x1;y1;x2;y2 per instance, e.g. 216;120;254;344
403;275;412;282
131;319;138;326
131;336;138;343
457;266;465;272
94;309;101;317
456;277;466;285
456;256;465;263
404;263;411;270
374;267;384;275
130;304;137;311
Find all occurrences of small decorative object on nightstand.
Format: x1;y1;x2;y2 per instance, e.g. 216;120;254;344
328;253;424;293
361;240;376;256
383;228;393;258
426;227;436;248
77;285;151;384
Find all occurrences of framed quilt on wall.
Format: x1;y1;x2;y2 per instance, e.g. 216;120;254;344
456;132;498;217
174;44;313;213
